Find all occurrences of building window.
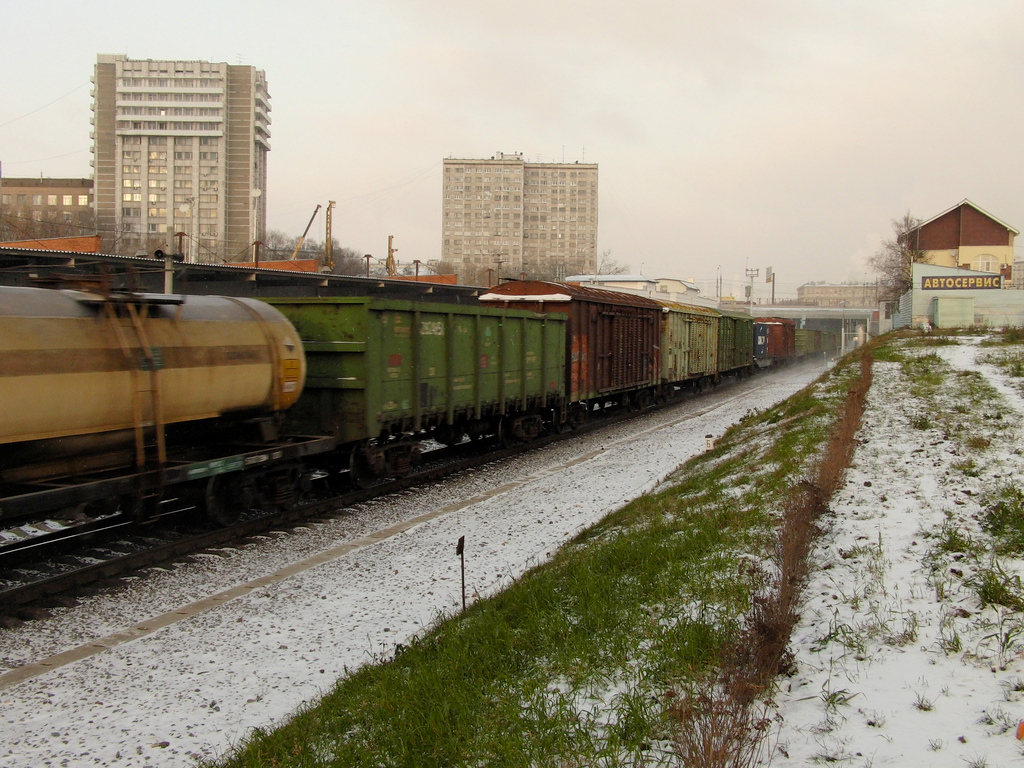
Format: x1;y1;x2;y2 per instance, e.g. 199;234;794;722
62;195;73;206
78;195;89;206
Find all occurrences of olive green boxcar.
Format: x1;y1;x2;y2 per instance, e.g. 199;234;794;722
653;300;720;387
716;309;754;376
267;297;566;447
796;328;840;360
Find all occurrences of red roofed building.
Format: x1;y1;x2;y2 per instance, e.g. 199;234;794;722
904;199;1017;277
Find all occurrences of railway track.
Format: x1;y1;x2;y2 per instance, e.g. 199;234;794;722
0;394;671;620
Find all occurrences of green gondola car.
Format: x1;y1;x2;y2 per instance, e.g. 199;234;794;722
267;297;566;483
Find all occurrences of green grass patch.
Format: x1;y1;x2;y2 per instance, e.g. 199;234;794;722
980;327;1024;347
981;485;1024;555
969;562;1024;612
207;359;866;768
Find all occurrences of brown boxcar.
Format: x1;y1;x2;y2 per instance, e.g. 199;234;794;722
480;281;661;418
753;317;797;368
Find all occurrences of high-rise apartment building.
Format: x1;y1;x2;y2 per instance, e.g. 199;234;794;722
441;152;598;284
91;54;270;262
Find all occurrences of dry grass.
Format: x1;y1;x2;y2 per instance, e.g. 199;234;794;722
670;350;874;766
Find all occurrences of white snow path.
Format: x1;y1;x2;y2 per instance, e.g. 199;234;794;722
771;338;1024;767
0;365;822;768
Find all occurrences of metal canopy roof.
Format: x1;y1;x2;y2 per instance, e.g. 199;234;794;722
0;247;485;304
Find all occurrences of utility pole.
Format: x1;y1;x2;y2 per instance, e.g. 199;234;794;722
324;200;335;272
745;267;760;307
386;235;397;276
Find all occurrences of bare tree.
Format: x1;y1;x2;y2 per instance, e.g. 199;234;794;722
868;212;925;300
596;248;629;275
430;259;459;277
329;245;365;276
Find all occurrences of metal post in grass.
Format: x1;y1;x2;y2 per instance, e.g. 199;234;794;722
456;535;466;611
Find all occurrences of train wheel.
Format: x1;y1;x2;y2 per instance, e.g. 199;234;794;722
205;475;246;527
498;416;517;449
568;403;589;429
551;409;568;434
348;444;376;490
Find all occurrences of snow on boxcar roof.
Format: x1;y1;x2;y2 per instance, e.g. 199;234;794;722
480;280;662;308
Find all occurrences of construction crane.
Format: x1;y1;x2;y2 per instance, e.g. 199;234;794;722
386;234;398;277
290;204;322;260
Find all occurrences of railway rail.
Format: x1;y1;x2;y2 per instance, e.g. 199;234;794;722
0;393;667;619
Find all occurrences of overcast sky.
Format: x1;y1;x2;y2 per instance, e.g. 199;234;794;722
3;0;1022;298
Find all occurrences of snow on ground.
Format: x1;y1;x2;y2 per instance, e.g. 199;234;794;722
772;338;1024;767
0;365;822;768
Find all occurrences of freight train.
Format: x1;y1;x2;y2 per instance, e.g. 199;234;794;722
753;316;842;367
0;281;836;529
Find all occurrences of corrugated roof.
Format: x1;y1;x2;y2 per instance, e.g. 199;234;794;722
650;298;720;317
482;280;662;308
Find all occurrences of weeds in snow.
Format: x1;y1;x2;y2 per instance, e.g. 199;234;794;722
912;691;934;711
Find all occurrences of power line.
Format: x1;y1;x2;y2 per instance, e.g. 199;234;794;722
3;148;90;166
0;83;89;129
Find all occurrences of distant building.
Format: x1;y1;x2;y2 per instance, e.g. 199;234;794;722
91;54;271;262
0;178;95;243
796;282;881;307
565;274;713;306
903;199;1017;278
441;152;598;284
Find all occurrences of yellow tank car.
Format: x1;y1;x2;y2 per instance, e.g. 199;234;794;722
0;286;305;470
